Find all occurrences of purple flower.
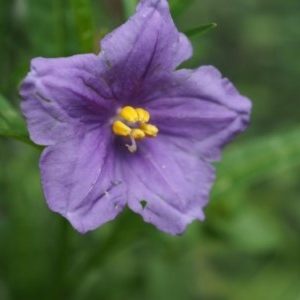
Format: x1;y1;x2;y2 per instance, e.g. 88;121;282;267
20;0;251;235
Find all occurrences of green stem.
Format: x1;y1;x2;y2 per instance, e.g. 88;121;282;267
52;218;70;299
53;0;68;55
70;0;95;53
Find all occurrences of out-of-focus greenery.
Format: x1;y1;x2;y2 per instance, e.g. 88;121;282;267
1;0;300;299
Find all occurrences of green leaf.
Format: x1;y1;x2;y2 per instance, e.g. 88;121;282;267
70;0;95;53
184;23;217;38
213;127;300;197
122;0;138;19
0;94;36;146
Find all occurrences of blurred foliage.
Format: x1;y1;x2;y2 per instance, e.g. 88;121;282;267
1;0;300;300
184;22;217;39
121;0;138;18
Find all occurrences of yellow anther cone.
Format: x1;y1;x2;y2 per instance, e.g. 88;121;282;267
136;108;150;123
112;106;158;152
140;123;159;137
131;129;146;140
119;106;138;123
112;120;131;136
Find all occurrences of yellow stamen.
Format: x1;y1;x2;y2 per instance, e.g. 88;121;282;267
119;106;138;123
112;120;131;136
112;106;158;153
136;108;150;123
140;123;159;137
131;128;146;140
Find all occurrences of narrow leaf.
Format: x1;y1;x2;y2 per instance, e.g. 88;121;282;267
0;94;36;147
184;23;217;38
0;94;20;122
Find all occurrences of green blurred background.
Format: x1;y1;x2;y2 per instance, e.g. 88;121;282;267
1;0;300;299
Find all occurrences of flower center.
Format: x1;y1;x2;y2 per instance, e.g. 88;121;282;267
112;106;158;153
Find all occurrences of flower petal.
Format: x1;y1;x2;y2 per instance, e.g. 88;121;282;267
20;54;116;146
100;0;192;101
40;126;126;233
118;136;215;235
146;66;252;161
